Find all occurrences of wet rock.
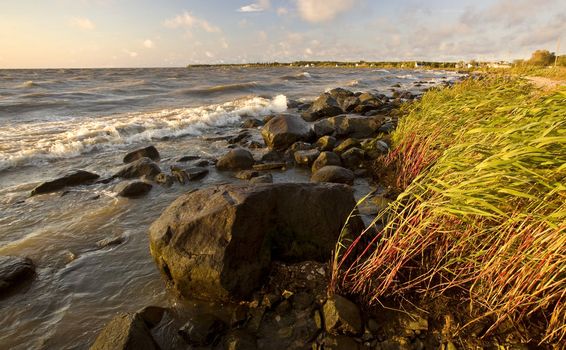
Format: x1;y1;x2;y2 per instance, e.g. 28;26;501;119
261;114;313;151
235;170;261;180
154;173;174;187
249;174;273;184
97;235;125;248
224;329;258;350
193;159;211;167
322;335;360;350
353;92;383;114
90;312;158;350
334;138;361;154
31;170;100;196
322;295;363;336
177;155;200;162
313;118;336;138
261;150;284;163
115;181;152;198
217;149;255;171
171;166;209;183
311;152;342;173
242;118;264;128
123;146;160;164
311;166;354;185
253;162;286;171
114;158;161;180
289;141;313;153
0;256;35;295
149;183;362;301
315;135;337;152
334;115;384;139
294;149;320;167
378;122;396;134
178;313;227;347
302;93;343;122
362;139;390;159
341;148;365;169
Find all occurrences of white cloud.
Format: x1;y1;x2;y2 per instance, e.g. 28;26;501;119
305;48;313;55
69;17;95;30
295;0;358;23
220;37;229;49
143;39;154;49
277;7;289;16
238;0;270;13
205;51;214;58
123;49;138;58
164;12;221;33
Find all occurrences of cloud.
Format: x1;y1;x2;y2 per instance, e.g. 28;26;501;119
143;39;154;49
277;7;289;16
238;0;270;12
205;51;214;58
69;17;95;30
123;49;138;58
295;0;358;23
164;11;221;33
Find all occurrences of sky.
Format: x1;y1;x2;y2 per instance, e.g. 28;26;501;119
0;0;564;68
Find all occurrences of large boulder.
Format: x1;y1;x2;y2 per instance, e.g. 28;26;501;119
341;148;365;169
314;115;384;139
261;115;313;151
302;94;343;122
114;158;161;179
123;146;160;164
148;183;363;301
31;170;100;196
216;149;255;171
0;256;35;296
327;88;358;112
311;166;355;185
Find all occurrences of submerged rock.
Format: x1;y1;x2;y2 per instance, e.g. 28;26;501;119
0;256;35;296
115;181;152;198
261;114;313;151
114;157;161;180
148;183;362;301
90;311;160;350
31;170;100;196
311;166;355;185
171;166;209;184
123;146;160;164
217;149;255;171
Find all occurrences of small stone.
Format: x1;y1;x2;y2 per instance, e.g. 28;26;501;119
235;170;261;180
96;235;125;248
249;174;273;184
315;135;337;151
252;162;286;171
294;149;321;167
322;294;363;336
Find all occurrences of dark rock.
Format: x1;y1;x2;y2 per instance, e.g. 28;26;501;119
193;159;211;167
217;149;255;171
123;146;160;164
312;152;342;173
353;92;383;114
289;141;313;153
178;314;227;347
342;96;361;113
115;181;152;198
260;150;283;163
362;139;389;159
315;135;337;151
242;118;264;128
311;166;355;185
253;162;286;171
313;118;335;138
170;166;209;182
294;149;320;167
231;304;250;328
314;115;383;139
341;148;365;169
0;256;35;295
31;170;100;196
378;122;396;134
90;312;158;350
224;330;258;350
177;155;200;162
97;236;125;248
261;115;313;151
249;174;273;184
149;183;362;301
334;138;361;154
235;170;261;180
322;294;363;336
322;335;360;350
114;158;161;180
302;94;343;122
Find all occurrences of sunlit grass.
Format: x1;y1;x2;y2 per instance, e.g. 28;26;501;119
332;76;566;344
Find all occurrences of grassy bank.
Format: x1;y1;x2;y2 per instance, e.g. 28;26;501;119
333;76;566;344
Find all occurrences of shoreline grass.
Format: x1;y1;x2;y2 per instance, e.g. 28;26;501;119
332;76;566;344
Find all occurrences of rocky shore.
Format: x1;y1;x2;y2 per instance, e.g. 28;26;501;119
2;83;471;349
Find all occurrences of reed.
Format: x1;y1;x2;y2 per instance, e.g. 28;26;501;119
332;76;566;343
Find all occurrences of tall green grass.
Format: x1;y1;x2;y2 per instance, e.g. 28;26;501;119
332;77;566;343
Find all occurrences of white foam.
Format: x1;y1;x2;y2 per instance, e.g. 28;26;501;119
0;95;288;172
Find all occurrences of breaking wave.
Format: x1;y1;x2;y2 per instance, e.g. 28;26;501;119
0;95;288;172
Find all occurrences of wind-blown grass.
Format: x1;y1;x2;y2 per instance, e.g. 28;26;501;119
332;76;566;343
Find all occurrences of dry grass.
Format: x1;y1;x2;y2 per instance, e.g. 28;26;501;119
332;76;566;344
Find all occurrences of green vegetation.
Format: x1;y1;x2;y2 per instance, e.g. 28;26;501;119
187;61;459;69
333;77;566;344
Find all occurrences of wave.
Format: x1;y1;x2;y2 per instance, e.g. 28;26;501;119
373;69;391;73
345;79;359;87
0;95;288;172
18;81;39;88
279;72;311;81
178;82;259;95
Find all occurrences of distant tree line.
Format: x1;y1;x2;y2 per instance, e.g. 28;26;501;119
514;49;565;67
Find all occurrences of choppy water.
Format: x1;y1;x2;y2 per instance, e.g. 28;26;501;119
0;67;462;349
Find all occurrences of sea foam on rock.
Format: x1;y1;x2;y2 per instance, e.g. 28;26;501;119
148;183;363;301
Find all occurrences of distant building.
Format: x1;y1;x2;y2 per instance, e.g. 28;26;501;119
487;61;512;68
